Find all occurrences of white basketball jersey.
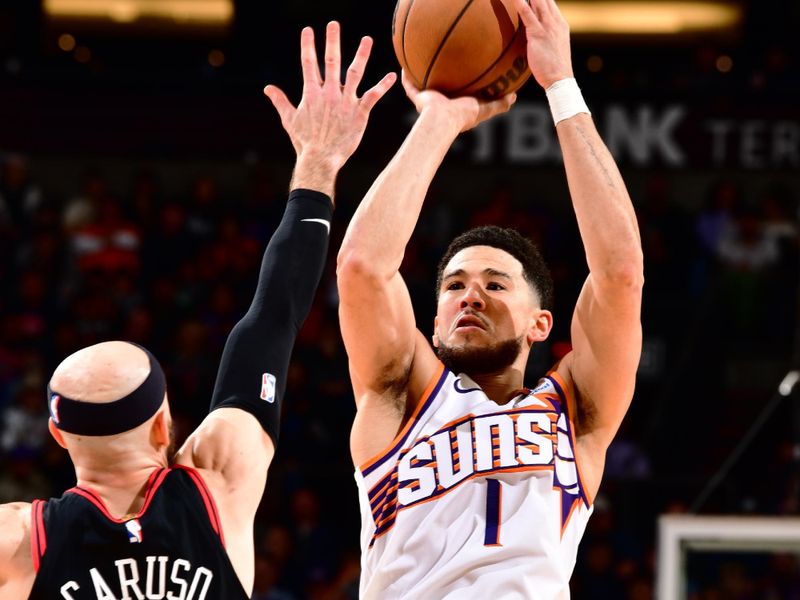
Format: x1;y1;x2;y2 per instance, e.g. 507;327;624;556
355;362;594;599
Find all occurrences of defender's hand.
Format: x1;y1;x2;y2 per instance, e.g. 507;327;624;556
264;22;397;192
513;0;574;90
401;71;516;134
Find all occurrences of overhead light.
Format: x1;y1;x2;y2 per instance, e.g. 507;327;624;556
44;0;233;30
559;1;743;35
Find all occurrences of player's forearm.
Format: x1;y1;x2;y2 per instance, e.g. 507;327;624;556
556;114;643;284
338;109;460;277
209;190;333;445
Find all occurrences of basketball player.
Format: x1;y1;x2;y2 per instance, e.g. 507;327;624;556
336;0;643;597
0;22;395;599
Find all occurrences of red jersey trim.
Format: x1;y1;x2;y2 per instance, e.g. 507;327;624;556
66;468;169;523
30;499;47;572
172;464;226;549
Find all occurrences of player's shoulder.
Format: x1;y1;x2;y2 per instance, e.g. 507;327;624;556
0;502;33;572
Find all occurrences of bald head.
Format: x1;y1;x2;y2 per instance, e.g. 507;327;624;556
50;341;151;404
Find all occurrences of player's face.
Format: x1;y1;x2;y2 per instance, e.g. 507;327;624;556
434;246;544;371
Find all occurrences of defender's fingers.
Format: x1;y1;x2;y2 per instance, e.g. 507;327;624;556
360;72;397;112
343;36;373;97
324;21;342;87
264;85;296;125
300;27;322;89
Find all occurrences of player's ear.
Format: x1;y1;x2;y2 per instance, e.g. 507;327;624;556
48;419;68;449
151;407;170;449
527;309;552;345
432;316;440;348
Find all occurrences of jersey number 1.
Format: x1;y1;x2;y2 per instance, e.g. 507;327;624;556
484;478;502;546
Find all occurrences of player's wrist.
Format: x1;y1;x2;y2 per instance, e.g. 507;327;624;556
291;152;340;197
417;103;468;138
545;77;591;125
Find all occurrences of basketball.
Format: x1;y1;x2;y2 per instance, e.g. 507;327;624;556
392;0;531;100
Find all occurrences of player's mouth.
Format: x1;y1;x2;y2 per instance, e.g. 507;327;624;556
453;313;487;333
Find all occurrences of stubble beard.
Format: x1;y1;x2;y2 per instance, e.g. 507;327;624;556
435;334;525;376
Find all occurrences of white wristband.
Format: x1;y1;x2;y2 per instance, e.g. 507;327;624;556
545;78;591;125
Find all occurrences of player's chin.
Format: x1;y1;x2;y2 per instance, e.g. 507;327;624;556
447;328;492;346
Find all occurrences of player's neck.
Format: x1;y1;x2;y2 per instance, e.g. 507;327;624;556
469;367;524;405
74;456;167;519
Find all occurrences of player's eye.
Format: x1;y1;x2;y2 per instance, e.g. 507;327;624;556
486;282;505;291
446;281;464;291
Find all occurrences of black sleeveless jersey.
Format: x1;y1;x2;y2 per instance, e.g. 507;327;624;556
28;465;249;600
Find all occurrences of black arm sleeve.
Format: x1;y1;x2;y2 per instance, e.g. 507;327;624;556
209;188;333;447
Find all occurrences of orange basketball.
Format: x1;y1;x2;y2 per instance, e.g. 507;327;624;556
392;0;531;100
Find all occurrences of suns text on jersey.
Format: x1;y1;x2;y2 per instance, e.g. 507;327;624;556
397;407;560;506
57;556;213;600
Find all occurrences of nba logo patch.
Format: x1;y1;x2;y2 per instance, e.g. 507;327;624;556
260;373;276;403
49;394;61;424
125;519;143;544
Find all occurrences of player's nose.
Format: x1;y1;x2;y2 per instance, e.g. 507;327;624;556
459;283;485;310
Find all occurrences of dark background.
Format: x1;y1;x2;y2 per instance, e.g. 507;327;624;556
1;1;800;598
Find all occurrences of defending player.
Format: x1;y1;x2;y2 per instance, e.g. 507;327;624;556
336;0;643;597
0;22;395;599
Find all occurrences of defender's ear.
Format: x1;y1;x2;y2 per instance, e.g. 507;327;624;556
48;419;68;449
151;407;171;449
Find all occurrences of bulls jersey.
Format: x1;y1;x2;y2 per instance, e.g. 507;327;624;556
355;363;594;599
28;465;248;600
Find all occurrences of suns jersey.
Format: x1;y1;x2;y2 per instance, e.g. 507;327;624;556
355;362;594;599
28;465;249;600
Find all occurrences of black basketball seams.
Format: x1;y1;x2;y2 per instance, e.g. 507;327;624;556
450;17;526;96
420;0;477;89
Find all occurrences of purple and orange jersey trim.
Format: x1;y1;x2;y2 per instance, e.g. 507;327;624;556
364;369;592;546
545;371;593;536
360;362;448;477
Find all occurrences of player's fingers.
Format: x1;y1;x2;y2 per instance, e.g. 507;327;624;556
324;21;342;88
482;93;517;119
343;36;373;97
264;85;296;125
300;27;322;90
360;72;397;112
513;0;539;28
401;69;421;99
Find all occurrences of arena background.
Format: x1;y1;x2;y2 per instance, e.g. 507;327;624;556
1;1;799;597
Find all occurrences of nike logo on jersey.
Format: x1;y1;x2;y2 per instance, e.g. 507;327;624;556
301;218;330;234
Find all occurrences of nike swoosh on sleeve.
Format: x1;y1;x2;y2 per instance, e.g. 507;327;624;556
300;218;331;234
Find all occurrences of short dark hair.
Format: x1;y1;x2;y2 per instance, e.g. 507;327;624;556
435;226;554;310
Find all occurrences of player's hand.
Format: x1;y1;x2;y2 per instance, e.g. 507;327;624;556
513;0;574;90
264;22;396;179
401;71;516;133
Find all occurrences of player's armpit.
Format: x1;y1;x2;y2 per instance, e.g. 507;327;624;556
174;409;273;523
561;272;643;449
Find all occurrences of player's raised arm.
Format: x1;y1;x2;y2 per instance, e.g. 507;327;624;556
514;0;644;494
173;21;395;592
337;74;516;464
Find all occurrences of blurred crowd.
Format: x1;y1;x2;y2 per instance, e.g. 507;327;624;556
1;152;799;599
